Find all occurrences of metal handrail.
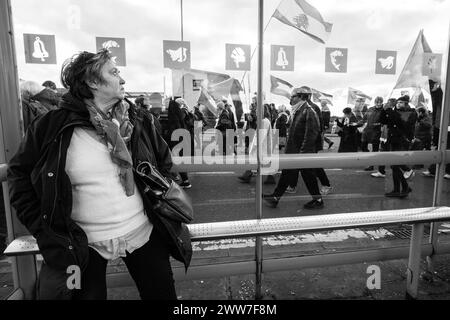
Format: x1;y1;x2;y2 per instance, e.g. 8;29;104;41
172;150;449;172
1;150;448;180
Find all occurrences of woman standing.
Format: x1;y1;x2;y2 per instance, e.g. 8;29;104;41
336;107;360;153
8;50;191;300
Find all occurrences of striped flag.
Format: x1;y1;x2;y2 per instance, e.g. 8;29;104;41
311;88;333;105
270;75;293;99
273;0;333;44
347;87;372;105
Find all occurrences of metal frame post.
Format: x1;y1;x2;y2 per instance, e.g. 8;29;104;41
254;0;264;300
0;0;37;299
406;223;425;299
427;21;450;273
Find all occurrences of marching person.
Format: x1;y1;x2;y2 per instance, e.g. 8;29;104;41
380;95;413;198
263;87;324;210
8;49;191;300
361;96;384;172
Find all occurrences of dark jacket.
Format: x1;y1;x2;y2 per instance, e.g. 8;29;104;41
32;88;60;111
285;102;320;154
414;111;432;144
307;100;324;151
380;107;414;151
336;113;359;153
215;109;233;132
245;103;257;131
21;94;49;131
7;93;192;272
275;112;289;138
225;104;237;131
362;106;384;144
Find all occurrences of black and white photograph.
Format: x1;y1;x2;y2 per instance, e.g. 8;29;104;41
1;0;450;309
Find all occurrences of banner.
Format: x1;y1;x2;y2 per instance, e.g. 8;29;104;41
24;34;57;64
271;45;295;71
273;0;333;44
226;44;251;71
375;50;397;75
325;47;347;73
163;40;191;69
394;30;435;92
96;37;126;66
270;75;293;99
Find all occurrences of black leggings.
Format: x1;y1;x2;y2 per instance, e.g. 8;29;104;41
76;229;176;300
38;228;176;300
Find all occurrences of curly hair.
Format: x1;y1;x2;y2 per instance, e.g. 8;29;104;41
60;49;112;101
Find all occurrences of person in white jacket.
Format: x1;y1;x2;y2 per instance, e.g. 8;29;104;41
238;104;275;183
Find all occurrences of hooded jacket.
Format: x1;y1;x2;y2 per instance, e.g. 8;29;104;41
8;93;192;272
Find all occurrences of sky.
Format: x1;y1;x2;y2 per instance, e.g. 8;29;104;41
10;0;450;115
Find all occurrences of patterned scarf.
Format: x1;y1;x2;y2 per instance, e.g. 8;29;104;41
85;99;135;196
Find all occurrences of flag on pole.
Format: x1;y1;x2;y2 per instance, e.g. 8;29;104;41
197;78;245;120
410;87;426;108
270;75;293;99
393;30;434;93
347;87;372;105
198;87;219;117
311;88;333;105
273;0;333;44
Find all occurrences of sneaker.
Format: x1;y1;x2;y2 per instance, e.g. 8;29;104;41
444;174;450;180
320;186;333;195
404;169;415;180
385;190;402;198
238;176;251;183
364;166;374;171
285;186;297;194
303;199;324;210
263;194;280;208
371;171;386;178
422;170;435;177
180;181;192;189
328;142;334;149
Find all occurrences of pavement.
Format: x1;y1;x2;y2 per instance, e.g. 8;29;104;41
2;231;450;300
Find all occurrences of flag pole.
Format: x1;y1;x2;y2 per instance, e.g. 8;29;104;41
255;0;264;301
240;4;277;87
180;0;185;98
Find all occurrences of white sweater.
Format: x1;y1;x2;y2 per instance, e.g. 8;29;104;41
65;128;149;243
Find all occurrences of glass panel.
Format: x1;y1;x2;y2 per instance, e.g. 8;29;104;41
7;0;450;300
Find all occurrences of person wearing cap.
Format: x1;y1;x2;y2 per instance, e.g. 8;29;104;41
379;95;414;198
290;86;333;196
263;87;324;210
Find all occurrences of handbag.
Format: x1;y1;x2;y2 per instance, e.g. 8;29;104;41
134;161;194;224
